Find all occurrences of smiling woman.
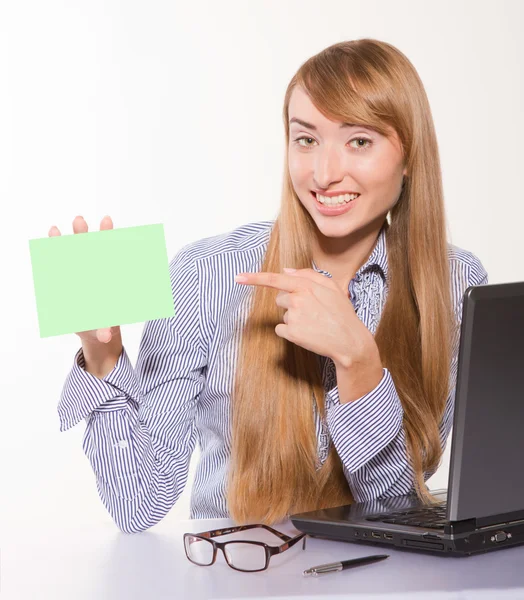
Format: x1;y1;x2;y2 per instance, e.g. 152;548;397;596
226;38;487;524
57;38;487;534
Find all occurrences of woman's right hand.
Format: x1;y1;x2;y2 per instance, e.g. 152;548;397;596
48;216;123;352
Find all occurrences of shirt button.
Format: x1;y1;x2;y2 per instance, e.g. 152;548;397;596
118;440;128;449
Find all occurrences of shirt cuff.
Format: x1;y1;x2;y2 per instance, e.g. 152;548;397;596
58;346;139;432
325;367;404;473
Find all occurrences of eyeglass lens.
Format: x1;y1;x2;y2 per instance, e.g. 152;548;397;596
184;536;214;566
185;535;268;571
223;542;267;571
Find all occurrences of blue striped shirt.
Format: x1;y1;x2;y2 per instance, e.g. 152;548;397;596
58;220;488;533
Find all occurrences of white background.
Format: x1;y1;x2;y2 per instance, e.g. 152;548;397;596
1;0;523;537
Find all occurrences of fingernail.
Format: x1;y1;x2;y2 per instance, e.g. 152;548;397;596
235;275;248;282
283;268;296;273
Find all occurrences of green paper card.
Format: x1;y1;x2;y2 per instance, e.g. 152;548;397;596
29;223;175;338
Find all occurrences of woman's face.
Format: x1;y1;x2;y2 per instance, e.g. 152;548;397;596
288;86;407;239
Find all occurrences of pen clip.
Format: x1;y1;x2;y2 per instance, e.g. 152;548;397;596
303;563;343;576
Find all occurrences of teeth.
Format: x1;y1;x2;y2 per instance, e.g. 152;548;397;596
315;192;360;205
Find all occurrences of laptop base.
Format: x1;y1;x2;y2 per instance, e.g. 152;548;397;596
292;516;524;557
290;490;524;557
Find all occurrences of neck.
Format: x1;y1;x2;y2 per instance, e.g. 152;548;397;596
313;217;385;291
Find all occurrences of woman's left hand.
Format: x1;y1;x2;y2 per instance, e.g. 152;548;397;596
234;267;380;369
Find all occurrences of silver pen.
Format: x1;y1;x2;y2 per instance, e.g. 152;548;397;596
303;553;389;576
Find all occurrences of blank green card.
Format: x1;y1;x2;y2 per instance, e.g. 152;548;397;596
29;223;175;338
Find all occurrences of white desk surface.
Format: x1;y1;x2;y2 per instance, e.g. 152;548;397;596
3;516;524;599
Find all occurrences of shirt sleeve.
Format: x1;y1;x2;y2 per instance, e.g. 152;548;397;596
324;254;489;502
57;244;207;533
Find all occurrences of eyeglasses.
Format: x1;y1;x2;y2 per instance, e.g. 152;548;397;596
183;524;307;572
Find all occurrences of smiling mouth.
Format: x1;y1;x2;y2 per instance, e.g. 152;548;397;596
310;191;361;206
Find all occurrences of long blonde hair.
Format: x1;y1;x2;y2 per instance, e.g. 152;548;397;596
227;38;455;524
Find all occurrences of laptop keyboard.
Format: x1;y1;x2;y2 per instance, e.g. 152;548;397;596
365;503;448;529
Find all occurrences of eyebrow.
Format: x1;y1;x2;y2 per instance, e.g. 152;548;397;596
289;117;367;130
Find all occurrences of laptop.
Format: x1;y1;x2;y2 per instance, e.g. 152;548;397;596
291;280;524;556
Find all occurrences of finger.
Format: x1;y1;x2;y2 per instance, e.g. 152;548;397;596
282;267;335;288
73;215;88;234
275;291;293;309
100;215;113;230
96;328;112;343
274;322;289;340
48;225;61;237
234;271;306;293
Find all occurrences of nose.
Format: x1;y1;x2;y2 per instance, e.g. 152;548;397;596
313;144;346;189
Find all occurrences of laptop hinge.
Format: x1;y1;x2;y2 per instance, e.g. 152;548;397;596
445;509;524;534
476;508;524;529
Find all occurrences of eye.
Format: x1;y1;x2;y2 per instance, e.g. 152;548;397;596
293;136;373;151
349;138;373;151
294;136;317;148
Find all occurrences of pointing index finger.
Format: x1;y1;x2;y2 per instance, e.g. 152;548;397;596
234;271;304;292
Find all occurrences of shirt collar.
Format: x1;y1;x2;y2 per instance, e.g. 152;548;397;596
311;223;389;282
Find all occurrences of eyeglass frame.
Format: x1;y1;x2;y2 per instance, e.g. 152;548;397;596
183;523;307;572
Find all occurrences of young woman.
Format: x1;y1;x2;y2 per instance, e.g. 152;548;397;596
51;38;487;533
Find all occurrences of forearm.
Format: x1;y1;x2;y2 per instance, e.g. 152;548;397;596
59;345;198;533
332;352;384;404
84;403;194;533
325;365;453;502
82;342;123;379
343;427;414;502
